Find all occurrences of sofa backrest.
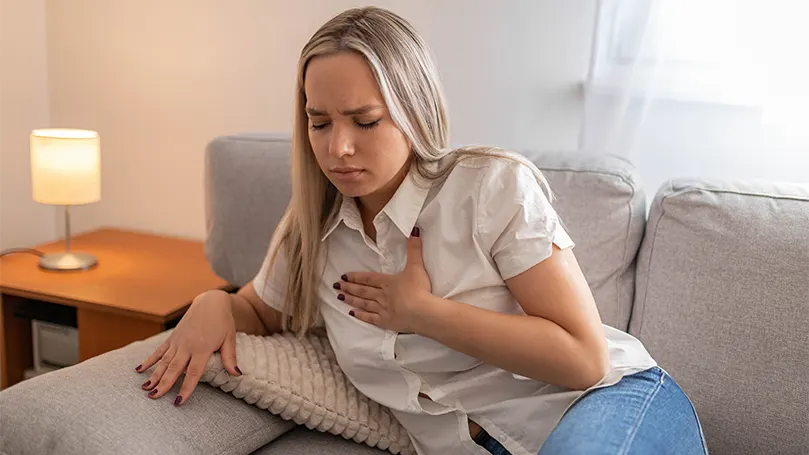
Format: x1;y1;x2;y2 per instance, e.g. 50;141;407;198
527;151;646;330
629;179;809;455
204;134;646;330
204;133;292;287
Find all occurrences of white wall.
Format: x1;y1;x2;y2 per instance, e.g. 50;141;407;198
43;0;595;240
0;0;56;250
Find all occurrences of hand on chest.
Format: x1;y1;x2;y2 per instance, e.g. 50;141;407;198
325;217;498;298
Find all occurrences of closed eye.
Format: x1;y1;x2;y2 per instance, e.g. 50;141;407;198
309;119;380;131
356;119;380;130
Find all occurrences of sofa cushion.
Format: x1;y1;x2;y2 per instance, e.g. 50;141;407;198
0;330;294;455
205;134;645;330
629;179;809;455
251;427;386;455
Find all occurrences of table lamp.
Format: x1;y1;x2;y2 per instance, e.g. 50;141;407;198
30;128;101;271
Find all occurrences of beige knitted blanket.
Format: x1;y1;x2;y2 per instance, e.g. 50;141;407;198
200;332;415;455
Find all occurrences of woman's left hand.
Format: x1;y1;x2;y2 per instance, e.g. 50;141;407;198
336;227;431;333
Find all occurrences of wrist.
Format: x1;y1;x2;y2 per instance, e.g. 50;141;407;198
194;288;227;299
411;293;452;336
193;289;232;311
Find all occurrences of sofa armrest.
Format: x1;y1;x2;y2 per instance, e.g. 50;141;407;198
0;330;293;455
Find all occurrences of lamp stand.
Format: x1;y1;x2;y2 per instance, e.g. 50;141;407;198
38;205;98;271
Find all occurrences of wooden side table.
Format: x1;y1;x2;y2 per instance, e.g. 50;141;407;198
0;228;229;389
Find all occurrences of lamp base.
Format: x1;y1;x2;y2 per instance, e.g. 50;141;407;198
38;252;98;271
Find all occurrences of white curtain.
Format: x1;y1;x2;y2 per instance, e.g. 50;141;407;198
580;0;809;195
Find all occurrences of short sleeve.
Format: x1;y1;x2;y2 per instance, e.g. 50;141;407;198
251;244;287;312
476;159;575;280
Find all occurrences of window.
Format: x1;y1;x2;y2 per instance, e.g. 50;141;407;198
585;0;808;111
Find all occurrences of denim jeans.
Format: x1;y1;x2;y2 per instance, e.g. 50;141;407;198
473;367;708;455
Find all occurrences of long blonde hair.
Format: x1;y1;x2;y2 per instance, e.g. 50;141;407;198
268;6;551;335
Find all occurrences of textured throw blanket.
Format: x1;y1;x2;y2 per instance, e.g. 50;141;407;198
200;332;415;455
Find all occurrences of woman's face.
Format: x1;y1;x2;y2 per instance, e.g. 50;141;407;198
304;52;411;202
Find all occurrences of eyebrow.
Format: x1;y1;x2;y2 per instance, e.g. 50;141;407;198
305;104;385;116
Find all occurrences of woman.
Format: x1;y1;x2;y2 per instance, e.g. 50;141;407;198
136;7;707;455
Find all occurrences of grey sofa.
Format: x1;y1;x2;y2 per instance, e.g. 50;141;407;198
1;133;807;455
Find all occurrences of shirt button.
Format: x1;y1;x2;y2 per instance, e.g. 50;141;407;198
498;433;507;442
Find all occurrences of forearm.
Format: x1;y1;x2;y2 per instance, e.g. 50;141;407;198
195;289;268;336
413;295;608;390
229;292;269;336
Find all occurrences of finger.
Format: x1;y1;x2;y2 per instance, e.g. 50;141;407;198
176;354;210;406
340;292;379;313
343;272;385;288
142;345;176;390
136;337;171;373
349;308;383;327
338;280;380;301
220;331;242;377
150;350;191;399
406;226;424;269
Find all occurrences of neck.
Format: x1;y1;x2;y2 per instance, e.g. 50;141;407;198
357;163;410;223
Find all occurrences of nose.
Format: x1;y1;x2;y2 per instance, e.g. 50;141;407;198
328;124;354;158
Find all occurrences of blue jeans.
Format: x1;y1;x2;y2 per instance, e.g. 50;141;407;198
473;367;708;455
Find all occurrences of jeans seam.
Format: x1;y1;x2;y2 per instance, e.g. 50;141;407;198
684;386;710;455
617;371;664;455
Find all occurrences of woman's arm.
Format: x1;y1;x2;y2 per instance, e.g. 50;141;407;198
412;245;609;391
229;281;284;336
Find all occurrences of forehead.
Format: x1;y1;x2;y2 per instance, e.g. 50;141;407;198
304;52;384;108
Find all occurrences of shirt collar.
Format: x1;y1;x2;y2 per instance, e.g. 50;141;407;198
321;166;432;241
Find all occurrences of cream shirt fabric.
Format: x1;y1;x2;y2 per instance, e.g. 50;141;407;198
253;156;657;455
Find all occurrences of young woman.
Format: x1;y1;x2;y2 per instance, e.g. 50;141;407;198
136;7;707;455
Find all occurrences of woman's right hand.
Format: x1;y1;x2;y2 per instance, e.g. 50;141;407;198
135;290;242;406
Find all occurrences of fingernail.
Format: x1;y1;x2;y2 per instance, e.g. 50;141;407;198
349;310;355;317
149;388;158;396
411;227;420;237
174;396;183;406
141;380;151;388
235;366;243;375
338;294;345;301
333;282;341;290
135;364;142;372
341;274;348;281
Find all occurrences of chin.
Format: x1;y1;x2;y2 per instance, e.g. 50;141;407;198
331;181;373;198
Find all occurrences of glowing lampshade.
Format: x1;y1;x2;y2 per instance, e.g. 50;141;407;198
29;128;101;271
30;128;100;206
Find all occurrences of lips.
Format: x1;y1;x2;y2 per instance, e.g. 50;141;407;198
330;168;365;182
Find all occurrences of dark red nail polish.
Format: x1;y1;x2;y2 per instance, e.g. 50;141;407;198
135;364;142;372
349;310;355;317
141;380;151;388
411;227;420;237
341;274;348;281
338;294;345;301
235;366;243;375
333;282;341;290
149;388;158;396
174;396;183;406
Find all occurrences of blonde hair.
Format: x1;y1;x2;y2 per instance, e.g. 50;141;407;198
268;6;551;335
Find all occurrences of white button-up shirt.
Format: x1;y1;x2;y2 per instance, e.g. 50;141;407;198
254;157;657;455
